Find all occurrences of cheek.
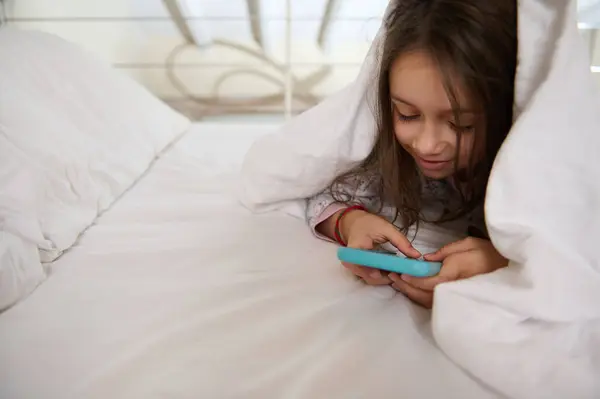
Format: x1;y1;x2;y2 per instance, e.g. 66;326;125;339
393;123;407;144
393;121;419;146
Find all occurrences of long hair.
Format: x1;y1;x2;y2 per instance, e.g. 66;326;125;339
330;0;518;232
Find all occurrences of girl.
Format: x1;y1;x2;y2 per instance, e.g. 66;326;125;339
307;0;517;308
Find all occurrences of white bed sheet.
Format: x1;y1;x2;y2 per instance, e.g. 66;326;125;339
0;123;498;399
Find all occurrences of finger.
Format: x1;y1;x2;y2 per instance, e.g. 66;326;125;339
394;257;462;291
424;237;478;261
423;251;444;262
391;278;434;309
399;273;451;291
381;224;421;259
363;272;392;285
342;262;391;285
345;234;391;284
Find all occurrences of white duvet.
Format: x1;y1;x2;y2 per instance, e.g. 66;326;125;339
240;0;600;398
0;125;496;399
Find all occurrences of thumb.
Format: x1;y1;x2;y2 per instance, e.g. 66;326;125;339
382;224;421;259
424;238;474;261
437;258;462;280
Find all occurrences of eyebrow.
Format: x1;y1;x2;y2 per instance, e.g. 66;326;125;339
391;95;475;114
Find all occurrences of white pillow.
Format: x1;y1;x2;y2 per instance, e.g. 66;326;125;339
0;155;49;311
0;232;45;312
0;27;190;309
0;27;190;263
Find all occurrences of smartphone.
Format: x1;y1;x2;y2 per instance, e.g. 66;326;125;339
337;247;441;277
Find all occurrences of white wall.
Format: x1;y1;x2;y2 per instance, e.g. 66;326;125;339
8;0;388;113
7;0;600;114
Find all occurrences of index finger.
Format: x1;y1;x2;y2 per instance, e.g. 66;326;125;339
381;224;421;259
398;274;450;292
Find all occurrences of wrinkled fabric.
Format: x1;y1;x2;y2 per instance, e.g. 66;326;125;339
0;27;189;309
0;125;497;399
239;1;600;397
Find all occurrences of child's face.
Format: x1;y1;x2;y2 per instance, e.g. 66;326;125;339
389;51;481;180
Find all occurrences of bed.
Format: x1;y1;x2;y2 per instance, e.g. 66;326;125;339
4;1;600;395
0;25;498;398
0;120;499;398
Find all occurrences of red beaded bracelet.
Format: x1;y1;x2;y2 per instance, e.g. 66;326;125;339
333;205;366;246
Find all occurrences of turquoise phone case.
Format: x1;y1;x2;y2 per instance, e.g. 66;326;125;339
337;247;441;277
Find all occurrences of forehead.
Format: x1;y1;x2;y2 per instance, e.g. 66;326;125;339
389;50;472;113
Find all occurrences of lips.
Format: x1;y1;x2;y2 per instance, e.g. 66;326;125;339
415;156;452;171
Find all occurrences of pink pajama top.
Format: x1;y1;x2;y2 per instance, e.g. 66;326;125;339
305;174;487;254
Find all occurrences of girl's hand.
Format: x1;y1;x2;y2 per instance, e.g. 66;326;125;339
389;237;508;308
339;210;422;285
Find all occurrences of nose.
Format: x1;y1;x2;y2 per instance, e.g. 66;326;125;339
412;120;445;156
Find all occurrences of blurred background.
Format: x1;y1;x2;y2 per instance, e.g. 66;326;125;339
1;0;599;122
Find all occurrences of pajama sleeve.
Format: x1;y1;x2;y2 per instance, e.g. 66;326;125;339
305;175;380;241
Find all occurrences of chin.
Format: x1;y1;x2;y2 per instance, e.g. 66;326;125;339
419;168;453;180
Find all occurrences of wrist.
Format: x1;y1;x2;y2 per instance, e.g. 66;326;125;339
336;207;368;245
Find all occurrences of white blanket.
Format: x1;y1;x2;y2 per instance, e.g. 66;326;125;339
239;1;600;398
0;124;496;399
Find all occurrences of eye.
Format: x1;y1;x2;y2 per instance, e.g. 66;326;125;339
449;122;475;133
398;112;420;122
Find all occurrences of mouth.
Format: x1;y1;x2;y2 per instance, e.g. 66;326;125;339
414;156;452;171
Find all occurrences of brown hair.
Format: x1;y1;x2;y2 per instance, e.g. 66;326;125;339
331;0;517;231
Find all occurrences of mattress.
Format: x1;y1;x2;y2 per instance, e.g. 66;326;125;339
0;123;497;399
